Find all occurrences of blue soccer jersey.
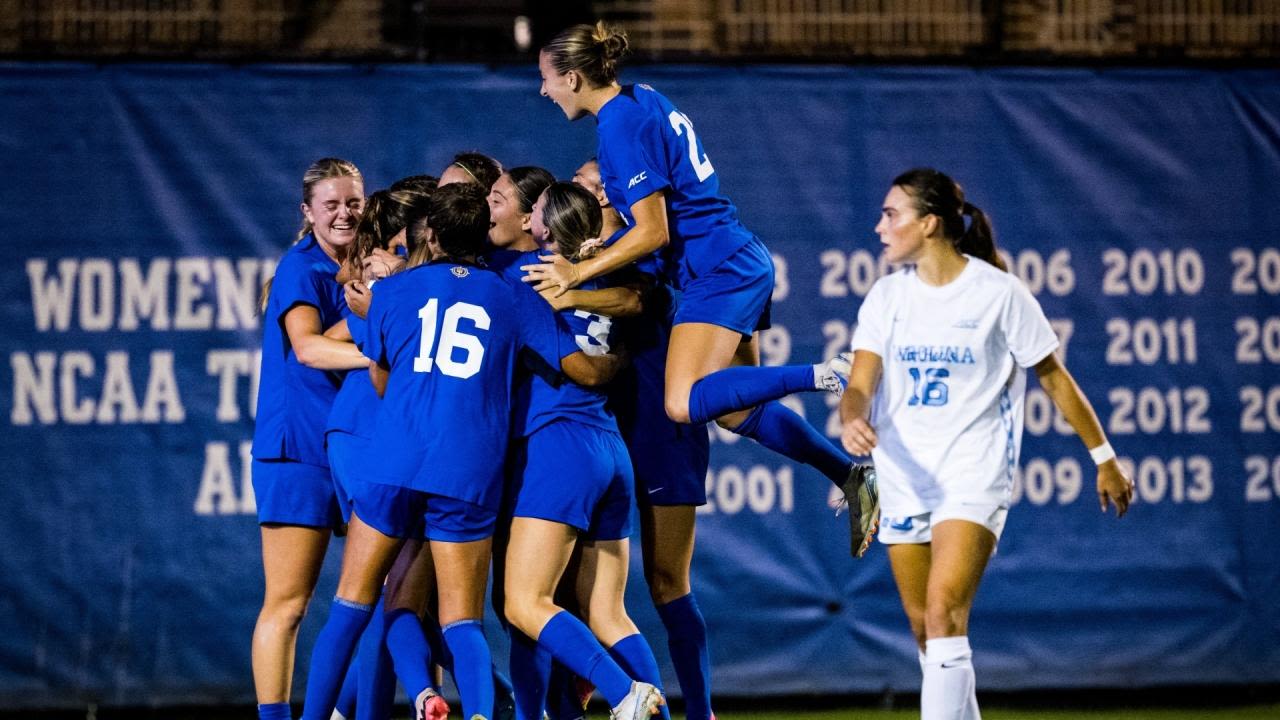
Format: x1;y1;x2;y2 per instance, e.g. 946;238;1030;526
361;260;575;511
253;235;349;466
595;84;756;290
489;249;619;436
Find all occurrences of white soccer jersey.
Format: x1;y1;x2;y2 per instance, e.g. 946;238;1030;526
851;256;1059;517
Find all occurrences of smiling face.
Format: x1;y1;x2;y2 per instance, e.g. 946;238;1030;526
302;177;364;252
487;173;532;249
875;185;934;265
539;51;586;121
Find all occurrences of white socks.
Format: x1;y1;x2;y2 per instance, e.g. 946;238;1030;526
921;636;981;720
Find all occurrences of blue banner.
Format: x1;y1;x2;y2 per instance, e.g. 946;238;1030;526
1;62;1278;709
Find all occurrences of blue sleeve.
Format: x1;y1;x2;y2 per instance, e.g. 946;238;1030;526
362;291;387;366
270;257;328;325
513;282;573;367
346;313;369;351
601;109;671;209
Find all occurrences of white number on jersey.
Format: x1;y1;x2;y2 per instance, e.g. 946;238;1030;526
413;299;490;379
668;110;715;182
573;310;612;356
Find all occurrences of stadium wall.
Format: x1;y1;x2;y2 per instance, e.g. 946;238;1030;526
1;62;1277;709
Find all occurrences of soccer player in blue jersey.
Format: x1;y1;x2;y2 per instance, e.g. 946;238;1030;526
324;183;436;720
251;158;372;720
298;183;640;720
488;166;556;251
526;24;880;565
572;158;717;720
489;183;667;720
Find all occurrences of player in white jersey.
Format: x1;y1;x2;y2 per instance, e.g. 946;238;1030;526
839;168;1133;720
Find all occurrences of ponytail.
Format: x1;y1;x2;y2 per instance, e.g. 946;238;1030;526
957;201;1005;271
892;167;1006;272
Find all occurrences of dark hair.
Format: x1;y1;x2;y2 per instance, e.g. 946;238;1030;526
389;174;438;194
892;167;1005;271
542;21;629;88
541;182;603;260
402;192;437;268
505;166;557;214
425;183;490;259
345;184;433;276
450;152;503;189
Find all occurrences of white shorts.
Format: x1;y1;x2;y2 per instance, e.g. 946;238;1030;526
878;502;1009;548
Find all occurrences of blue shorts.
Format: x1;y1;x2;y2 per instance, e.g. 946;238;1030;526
673;236;773;337
330;427;409;530
512;420;634;541
627;421;710;507
351;478;498;543
252;458;342;529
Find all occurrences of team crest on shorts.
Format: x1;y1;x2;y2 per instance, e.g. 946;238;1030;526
452;266;470;278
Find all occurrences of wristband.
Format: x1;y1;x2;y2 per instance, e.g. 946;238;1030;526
1089;442;1116;466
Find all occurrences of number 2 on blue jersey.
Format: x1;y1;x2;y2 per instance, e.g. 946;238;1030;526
414;298;489;379
668;110;715;182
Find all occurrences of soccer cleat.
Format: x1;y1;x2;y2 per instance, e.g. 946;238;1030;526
574;676;596;711
815;352;852;395
416;688;450;720
609;682;664;720
834;462;880;558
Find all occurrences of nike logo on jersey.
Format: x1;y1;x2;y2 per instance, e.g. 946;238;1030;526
648;487;664;494
628;171;648;189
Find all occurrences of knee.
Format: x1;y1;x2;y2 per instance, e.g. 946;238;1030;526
645;565;691;606
260;592;312;631
502;590;543;635
923;594;969;639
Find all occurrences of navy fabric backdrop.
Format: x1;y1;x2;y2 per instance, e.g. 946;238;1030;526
1;63;1278;709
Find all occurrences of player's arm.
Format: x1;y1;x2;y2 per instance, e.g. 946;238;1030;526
561;350;625;387
284;305;370;370
1034;353;1134;517
540;285;644;317
323;318;352;342
368;359;389;397
524;192;668;296
839;350;882;456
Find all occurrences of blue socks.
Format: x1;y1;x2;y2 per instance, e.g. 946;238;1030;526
536;611;633;707
300;599;374;720
334;662;357;719
687;365;815;424
355;602;397;720
656;594;713;720
735;401;851;486
609;634;670;720
385;608;436;701
509;629;553;720
257;702;291;720
444;619;494;720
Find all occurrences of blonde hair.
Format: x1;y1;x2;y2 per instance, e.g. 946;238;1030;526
261;157;364;312
295;157;364;242
541;182;604;260
542;21;629;88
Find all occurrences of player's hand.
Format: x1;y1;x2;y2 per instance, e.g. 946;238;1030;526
522;253;582;297
363;248;404;282
841;416;877;456
1097;460;1133;518
344;280;372;319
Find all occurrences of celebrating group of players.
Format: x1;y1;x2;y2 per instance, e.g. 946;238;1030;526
249;21;1134;720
